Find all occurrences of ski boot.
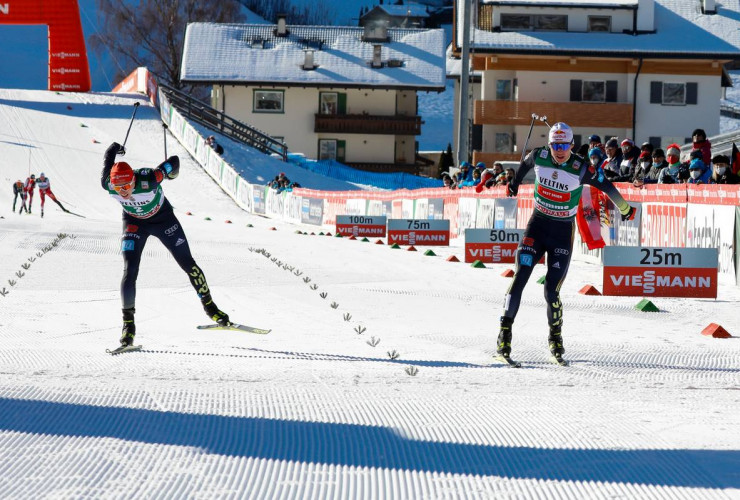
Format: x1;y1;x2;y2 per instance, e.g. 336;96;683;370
120;308;136;346
497;316;514;357
41;209;44;218
201;294;230;326
548;325;568;366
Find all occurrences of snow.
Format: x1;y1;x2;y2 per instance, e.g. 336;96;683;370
1;88;740;498
181;24;446;90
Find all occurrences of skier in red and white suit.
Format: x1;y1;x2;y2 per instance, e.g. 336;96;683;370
23;174;36;214
35;173;68;217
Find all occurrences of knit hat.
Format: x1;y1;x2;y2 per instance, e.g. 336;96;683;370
712;154;729;164
652;148;665;158
639;151;651;160
110;162;134;185
689;150;704;160
605;138;619;149
620;138;634;148
588;134;601;143
588;147;604;160
666;144;681;157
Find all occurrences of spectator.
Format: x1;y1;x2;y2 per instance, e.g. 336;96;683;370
601;138;623;180
576;143;589;158
616;139;639;182
471;168;482;187
588;134;601;150
686;151;711;184
501;168;516;185
690;128;711;165
206;135;224;155
709;154;740;184
458;161;473;185
642;148;668;184
658;143;687;184
492;162;505;184
442;174;457;189
632;151;653;186
640;142;654;156
587;147;605;169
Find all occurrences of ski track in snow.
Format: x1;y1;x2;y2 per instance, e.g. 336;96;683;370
0;89;739;499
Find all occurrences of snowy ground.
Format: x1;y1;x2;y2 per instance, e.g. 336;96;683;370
1;89;740;498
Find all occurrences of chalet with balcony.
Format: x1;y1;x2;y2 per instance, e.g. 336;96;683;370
180;20;445;173
450;0;740;165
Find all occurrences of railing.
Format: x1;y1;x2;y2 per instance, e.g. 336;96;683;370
159;84;287;160
314;114;423;135
474;100;633;129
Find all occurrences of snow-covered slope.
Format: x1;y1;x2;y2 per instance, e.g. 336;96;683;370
0;89;739;498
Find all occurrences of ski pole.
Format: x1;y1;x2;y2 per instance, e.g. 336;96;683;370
519;113;537;164
120;102;141;154
163;123;168;159
538;115;551;128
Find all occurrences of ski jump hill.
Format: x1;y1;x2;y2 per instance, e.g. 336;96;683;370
0;88;739;498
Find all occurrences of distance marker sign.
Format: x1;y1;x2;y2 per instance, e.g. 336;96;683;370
465;228;524;263
603;246;718;298
387;219;450;246
336;215;387;238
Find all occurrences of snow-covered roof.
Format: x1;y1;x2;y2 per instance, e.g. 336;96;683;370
181;23;446;90
377;5;430;18
457;0;740;59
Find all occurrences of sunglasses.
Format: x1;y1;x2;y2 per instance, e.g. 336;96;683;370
550;143;571;152
112;181;134;192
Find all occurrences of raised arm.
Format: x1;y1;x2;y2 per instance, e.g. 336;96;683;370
101;142;123;190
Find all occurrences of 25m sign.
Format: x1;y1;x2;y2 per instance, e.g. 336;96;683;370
603;246;718;298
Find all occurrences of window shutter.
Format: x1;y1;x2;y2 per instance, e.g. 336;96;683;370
338;93;347;114
686;83;698;105
648;136;661;148
570;80;582;102
472;125;483;151
337;140;346;163
606;81;618;102
573;134;582;149
650;81;662;104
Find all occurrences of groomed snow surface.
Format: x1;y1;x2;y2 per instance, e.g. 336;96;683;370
1;89;739;499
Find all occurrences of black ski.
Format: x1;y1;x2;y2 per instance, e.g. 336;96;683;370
197;323;271;334
494;354;522;368
106;344;142;355
63;209;86;218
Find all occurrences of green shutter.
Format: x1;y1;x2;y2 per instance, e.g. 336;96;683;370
338;93;347;114
337;140;346;162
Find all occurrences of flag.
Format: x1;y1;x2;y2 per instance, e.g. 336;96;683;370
732;143;740;176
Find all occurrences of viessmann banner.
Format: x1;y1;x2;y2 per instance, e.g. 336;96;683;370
603;246;718;298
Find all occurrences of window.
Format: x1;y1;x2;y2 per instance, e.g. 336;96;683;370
500;14;567;31
319;92;347;115
570;80;618;102
588;16;611;32
582;81;605;102
495;133;512;153
496;80;512;100
253;89;284;113
650;81;698;105
318;139;346;162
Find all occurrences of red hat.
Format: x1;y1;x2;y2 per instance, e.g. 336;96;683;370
110;162;134;185
620;139;634;147
639;151;651;159
666;143;681;157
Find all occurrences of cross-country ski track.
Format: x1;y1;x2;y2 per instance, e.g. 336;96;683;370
0;89;739;499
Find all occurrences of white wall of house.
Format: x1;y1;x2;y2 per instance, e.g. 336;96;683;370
219;85;417;163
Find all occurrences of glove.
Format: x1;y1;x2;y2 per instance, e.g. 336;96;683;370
112;142;126;156
507;183;518;197
621;206;636;221
158;156;180;180
475;171;494;193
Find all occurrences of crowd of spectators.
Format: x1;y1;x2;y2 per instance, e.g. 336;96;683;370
268;172;301;192
451;128;738;189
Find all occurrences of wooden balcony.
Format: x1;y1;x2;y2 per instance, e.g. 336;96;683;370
314;113;423;135
474;101;633;129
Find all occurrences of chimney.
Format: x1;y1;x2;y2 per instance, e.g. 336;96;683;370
276;14;288;37
363;22;389;42
371;44;383;68
635;0;655;32
303;49;316;70
703;0;716;14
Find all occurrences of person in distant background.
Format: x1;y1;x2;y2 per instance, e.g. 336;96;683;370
690;128;711;165
35;172;69;218
24;174;36;214
12;179;27;214
206;135;224;155
709;154;740;184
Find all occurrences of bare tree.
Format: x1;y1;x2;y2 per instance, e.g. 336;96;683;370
90;0;245;90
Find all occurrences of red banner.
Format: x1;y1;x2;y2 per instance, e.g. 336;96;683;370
1;0;91;91
603;266;717;298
